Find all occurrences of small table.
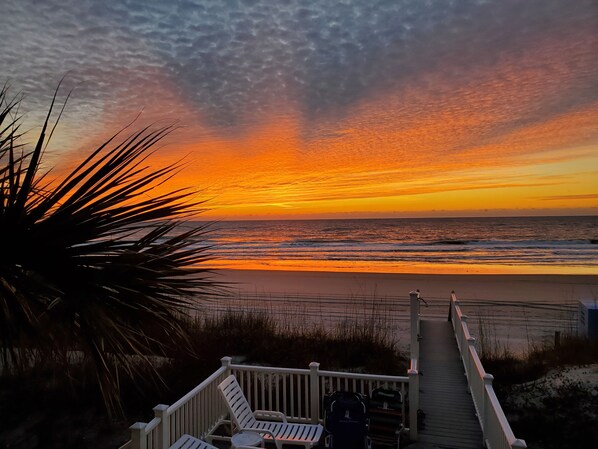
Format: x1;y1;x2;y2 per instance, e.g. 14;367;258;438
231;431;264;449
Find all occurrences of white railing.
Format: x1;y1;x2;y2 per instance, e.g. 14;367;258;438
231;363;313;423
127;417;161;449
164;365;230;444
408;290;421;441
126;357;409;449
231;361;408;424
317;369;408;421
449;292;527;449
126;364;229;449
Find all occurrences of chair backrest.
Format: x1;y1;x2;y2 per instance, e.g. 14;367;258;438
218;374;257;429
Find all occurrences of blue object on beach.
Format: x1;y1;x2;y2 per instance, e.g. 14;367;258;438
578;300;598;339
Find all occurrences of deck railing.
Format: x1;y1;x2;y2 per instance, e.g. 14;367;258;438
408;290;421;441
231;362;408;424
125;358;409;449
123;290;526;449
123;365;229;449
449;292;527;449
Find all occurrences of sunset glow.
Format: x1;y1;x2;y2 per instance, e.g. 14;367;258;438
2;0;597;219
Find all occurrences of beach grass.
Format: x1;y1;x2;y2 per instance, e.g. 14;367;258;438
482;335;598;449
0;307;406;449
482;334;598;385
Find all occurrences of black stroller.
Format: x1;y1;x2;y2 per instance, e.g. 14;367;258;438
324;391;371;449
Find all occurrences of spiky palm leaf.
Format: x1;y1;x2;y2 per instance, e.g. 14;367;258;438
0;85;218;415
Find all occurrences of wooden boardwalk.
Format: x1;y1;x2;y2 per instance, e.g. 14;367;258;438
418;319;484;449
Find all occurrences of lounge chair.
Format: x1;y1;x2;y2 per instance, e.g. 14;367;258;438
218;374;324;449
170;433;262;449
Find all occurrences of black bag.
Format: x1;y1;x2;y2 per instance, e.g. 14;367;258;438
368;388;403;447
324;391;370;449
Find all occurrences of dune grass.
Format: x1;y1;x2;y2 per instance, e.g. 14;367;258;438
0;308;406;449
482;335;598;449
482;334;598;385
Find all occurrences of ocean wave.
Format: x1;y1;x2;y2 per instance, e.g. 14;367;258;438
431;239;473;245
188;216;598;269
284;238;363;247
428;239;593;248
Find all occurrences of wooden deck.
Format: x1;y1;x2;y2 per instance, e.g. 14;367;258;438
417;319;484;449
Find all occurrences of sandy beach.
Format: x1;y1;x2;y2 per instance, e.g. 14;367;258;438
218;269;598;303
210;269;598;352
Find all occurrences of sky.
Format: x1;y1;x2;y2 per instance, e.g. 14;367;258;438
1;0;597;220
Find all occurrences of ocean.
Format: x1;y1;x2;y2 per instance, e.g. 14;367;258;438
202;215;598;274
182;216;597;352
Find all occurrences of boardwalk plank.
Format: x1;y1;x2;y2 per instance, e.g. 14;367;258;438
417;319;484;449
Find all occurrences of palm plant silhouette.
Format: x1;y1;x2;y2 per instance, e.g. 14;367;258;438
0;84;218;416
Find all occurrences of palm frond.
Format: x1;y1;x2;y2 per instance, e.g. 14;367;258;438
0;84;220;416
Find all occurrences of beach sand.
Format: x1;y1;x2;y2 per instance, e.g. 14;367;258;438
218;269;598;303
211;269;598;352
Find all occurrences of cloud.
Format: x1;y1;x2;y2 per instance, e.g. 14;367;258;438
540;194;598;201
1;0;597;132
2;0;597;217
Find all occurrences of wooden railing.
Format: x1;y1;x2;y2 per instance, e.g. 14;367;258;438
230;363;314;423
164;366;230;444
408;290;421;441
125;358;409;449
449;292;527;449
318;368;407;419
121;290;528;449
231;362;408;424
124;365;229;449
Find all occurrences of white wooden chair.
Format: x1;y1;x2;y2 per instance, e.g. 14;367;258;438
169;433;261;449
218;375;324;449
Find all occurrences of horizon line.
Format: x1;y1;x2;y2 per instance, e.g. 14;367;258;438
190;213;598;223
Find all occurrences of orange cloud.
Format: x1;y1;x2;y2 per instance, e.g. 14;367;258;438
46;26;598;220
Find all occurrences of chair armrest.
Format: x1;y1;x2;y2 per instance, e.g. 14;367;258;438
253;410;288;423
239;427;282;449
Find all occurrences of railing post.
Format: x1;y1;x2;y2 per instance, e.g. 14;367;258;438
309;362;321;424
408;366;419;441
448;290;455;322
409;290;421;442
511;438;527;448
221;356;232;375
129;422;147;449
460;314;468;352
482;373;494;434
153;404;169;449
410;291;420;359
465;336;475;381
452;297;459;333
